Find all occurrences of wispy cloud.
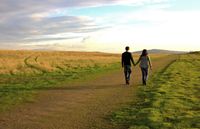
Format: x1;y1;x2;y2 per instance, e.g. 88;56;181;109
0;0;168;43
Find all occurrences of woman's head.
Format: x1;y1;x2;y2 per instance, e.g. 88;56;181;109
141;49;148;56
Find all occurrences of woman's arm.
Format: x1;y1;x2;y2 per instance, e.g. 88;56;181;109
148;56;152;69
135;56;141;66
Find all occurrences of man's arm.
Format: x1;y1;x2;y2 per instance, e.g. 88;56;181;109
130;54;135;65
121;54;124;67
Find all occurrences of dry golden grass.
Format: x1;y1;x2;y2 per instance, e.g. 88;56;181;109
0;50;122;75
0;50;171;75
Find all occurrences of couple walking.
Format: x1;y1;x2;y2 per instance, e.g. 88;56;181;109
121;46;152;85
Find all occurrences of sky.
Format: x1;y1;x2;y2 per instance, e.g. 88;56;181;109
0;0;200;53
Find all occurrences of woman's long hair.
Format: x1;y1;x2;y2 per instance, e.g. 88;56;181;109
141;49;148;57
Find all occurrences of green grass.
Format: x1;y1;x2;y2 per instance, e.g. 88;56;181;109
111;53;200;129
0;62;120;112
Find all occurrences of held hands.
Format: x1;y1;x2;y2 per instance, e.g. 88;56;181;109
134;62;137;66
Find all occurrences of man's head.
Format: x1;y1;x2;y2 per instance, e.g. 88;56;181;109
125;46;130;51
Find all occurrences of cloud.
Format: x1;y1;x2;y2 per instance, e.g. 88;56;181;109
0;0;168;44
0;13;101;43
0;0;109;44
19;41;87;51
2;0;199;52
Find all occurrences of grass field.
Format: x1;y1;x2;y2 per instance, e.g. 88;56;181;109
0;50;173;112
111;53;200;129
0;50;122;111
0;50;178;129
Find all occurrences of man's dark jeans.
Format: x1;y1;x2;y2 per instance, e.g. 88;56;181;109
141;67;148;85
124;65;132;82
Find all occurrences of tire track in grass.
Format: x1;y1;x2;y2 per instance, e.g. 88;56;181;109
34;55;39;62
24;56;48;74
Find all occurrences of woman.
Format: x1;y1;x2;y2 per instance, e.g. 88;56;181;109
135;49;152;85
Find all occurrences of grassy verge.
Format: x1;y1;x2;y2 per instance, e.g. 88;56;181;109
111;53;200;129
0;62;120;112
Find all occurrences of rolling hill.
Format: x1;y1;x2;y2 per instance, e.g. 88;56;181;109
133;49;187;54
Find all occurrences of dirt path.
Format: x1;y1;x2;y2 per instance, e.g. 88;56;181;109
0;56;176;129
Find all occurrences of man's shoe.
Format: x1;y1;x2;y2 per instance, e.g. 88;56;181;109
126;80;130;85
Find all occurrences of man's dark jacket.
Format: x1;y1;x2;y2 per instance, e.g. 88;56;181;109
121;52;134;67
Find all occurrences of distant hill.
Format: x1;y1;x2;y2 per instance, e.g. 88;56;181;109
133;49;187;54
189;51;200;54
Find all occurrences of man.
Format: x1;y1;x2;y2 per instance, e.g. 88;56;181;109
121;46;135;85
